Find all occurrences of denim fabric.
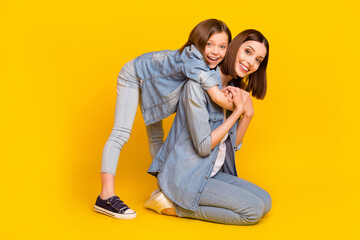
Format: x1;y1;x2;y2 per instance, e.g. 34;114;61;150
175;172;271;225
145;120;164;159
148;79;242;211
101;44;221;175
135;45;220;125
101;60;164;175
101;60;140;175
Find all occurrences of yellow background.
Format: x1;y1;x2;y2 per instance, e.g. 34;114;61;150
1;0;359;239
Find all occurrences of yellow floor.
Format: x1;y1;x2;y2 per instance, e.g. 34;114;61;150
2;123;358;239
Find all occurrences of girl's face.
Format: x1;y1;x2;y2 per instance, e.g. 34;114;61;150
204;32;229;69
235;40;267;78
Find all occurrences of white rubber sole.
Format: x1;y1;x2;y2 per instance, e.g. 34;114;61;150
94;205;137;219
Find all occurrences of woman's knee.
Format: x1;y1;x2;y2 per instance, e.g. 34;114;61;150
233;198;265;225
249;184;271;216
260;189;272;216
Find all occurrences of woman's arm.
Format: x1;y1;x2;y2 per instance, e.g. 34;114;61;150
235;95;254;146
210;87;245;149
183;82;245;156
183;81;213;157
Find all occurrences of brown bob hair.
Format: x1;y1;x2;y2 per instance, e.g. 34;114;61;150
179;19;232;65
221;29;269;99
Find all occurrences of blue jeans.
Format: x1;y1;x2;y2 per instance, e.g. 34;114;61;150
174;172;271;225
101;60;164;175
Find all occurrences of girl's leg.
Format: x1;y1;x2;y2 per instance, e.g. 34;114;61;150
100;60;140;198
146;121;164;159
175;174;268;225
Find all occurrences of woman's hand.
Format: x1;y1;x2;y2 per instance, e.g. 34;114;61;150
227;87;245;115
244;93;254;118
222;86;253;116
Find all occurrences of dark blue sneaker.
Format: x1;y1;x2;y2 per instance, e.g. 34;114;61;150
94;195;136;219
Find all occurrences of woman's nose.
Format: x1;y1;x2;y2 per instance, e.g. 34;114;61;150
248;57;255;68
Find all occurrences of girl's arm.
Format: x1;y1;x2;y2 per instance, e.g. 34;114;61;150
206;86;235;111
181;46;235;111
235;94;254;146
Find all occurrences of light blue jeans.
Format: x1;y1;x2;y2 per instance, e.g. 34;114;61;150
174;172;271;225
101;60;164;175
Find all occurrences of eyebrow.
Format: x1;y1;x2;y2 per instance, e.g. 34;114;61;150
208;40;228;44
246;45;265;59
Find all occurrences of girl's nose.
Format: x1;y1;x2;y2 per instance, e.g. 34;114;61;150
212;47;218;55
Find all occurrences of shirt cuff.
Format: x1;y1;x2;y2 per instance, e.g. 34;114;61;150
197;135;212;157
234;142;243;151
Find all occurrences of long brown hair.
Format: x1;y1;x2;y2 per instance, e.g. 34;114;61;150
179;19;232;64
221;29;269;99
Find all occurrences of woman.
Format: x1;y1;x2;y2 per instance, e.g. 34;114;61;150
145;29;272;225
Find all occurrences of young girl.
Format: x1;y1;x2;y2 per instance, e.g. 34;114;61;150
94;19;236;219
145;29;271;225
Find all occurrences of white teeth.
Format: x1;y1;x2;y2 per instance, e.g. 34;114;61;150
208;57;218;61
240;63;249;71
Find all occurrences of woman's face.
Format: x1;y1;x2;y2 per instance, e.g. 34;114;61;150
204;32;229;69
235;40;267;78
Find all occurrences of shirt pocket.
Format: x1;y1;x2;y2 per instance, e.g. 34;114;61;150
208;114;223;131
209;114;223;121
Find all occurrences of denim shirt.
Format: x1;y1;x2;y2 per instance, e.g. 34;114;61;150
134;45;220;125
147;78;243;211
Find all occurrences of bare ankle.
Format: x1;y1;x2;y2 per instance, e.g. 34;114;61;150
100;192;115;200
101;173;116;200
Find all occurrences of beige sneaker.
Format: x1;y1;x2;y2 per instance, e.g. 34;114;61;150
150;189;161;198
144;191;173;214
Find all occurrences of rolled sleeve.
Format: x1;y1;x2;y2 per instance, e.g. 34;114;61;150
234;141;243;151
182;80;212;157
198;72;219;91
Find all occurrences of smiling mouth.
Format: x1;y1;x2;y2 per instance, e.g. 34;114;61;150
240;63;249;72
207;56;219;62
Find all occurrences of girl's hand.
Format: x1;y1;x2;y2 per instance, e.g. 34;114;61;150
221;87;233;102
223;86;248;103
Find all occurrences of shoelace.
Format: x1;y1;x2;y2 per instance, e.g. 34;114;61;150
107;196;130;213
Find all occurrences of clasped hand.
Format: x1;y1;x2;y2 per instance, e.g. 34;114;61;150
221;86;254;117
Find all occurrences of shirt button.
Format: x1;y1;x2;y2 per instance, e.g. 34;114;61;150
212;161;215;164
231;131;233;134
234;147;236;149
205;176;208;179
